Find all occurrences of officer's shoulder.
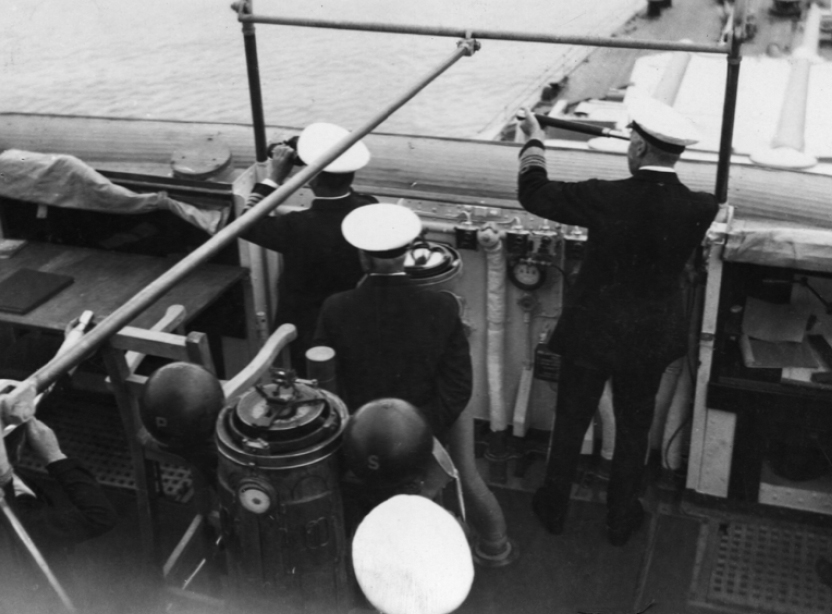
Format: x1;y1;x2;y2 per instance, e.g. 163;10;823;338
416;287;460;311
586;176;629;189
354;192;380;205
321;289;354;311
690;188;719;209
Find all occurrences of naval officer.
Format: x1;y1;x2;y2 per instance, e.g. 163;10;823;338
313;203;473;441
516;98;718;545
1;418;117;612
239;123;378;376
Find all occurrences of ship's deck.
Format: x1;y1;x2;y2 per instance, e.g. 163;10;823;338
7;387;832;614
6;2;832;614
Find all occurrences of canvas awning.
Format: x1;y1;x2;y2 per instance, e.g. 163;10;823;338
722;217;832;272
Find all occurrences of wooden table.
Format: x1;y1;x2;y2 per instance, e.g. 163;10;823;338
0;241;248;332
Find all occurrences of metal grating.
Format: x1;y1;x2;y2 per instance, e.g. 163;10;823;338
17;400;192;502
707;520;832;614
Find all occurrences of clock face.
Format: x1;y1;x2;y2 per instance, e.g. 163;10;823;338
510;260;545;291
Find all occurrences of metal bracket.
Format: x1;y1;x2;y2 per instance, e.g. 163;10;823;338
457;32;481;56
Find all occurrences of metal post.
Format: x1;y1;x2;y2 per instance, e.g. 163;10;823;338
6;39;479;399
715;0;746;203
238;1;269;162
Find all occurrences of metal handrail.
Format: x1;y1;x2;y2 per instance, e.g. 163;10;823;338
239;3;269;162
235;0;747;203
5;39;478;399
243;18;268;162
236;12;730;55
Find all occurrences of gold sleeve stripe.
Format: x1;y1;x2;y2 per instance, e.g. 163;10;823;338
519;144;546;174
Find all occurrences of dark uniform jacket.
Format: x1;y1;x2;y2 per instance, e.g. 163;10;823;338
518;139;719;372
314;275;473;439
1;458;117;614
239;188;378;366
2;458;117;550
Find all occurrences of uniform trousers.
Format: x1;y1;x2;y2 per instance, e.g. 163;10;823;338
544;356;666;525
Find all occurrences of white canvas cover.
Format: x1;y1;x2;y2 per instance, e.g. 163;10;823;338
0;149;225;234
723;218;832;273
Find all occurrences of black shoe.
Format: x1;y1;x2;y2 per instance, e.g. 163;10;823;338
531;487;567;535
607;503;645;547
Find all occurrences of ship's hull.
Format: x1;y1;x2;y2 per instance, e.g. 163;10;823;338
2;112;831;228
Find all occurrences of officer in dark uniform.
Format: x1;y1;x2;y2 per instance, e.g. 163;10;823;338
239;123;378;375
1;418;117;613
313;203;473;441
516;98;719;546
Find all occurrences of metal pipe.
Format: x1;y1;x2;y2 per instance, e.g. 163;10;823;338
239;2;269;162
715;0;745;203
448;411;516;567
14;40;478;398
238;13;728;54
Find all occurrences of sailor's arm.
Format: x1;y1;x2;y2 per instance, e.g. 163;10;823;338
18;419;117;542
237;145;296;250
516;107;602;229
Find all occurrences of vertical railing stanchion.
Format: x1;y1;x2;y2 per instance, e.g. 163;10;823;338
715;0;745;204
239;0;269;162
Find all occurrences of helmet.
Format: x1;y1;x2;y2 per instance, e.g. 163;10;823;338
343;398;433;487
140;362;225;449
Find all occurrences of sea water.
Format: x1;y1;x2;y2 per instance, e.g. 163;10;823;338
1;0;644;139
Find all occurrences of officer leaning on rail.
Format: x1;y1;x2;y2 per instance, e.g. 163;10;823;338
238;123;379;376
516;98;718;546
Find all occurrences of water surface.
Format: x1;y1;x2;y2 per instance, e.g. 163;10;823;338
2;0;643;138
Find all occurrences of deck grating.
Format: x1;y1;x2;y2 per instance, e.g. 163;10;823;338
17;398;193;502
700;518;832;614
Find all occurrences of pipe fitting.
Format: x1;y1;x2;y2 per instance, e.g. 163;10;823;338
231;0;250;16
477;223;502;251
472;535;519;568
457;33;481;56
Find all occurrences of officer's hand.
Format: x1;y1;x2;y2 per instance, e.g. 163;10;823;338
518;107;546;142
268;145;296;185
25;419;67;465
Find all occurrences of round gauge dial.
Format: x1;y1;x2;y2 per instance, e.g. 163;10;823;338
509;260;546;291
239;483;274;514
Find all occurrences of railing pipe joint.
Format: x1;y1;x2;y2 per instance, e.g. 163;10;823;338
457;35;481;56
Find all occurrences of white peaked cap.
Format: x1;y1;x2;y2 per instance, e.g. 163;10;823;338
342;204;422;253
297;122;371;173
352;495;475;614
627;96;700;147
